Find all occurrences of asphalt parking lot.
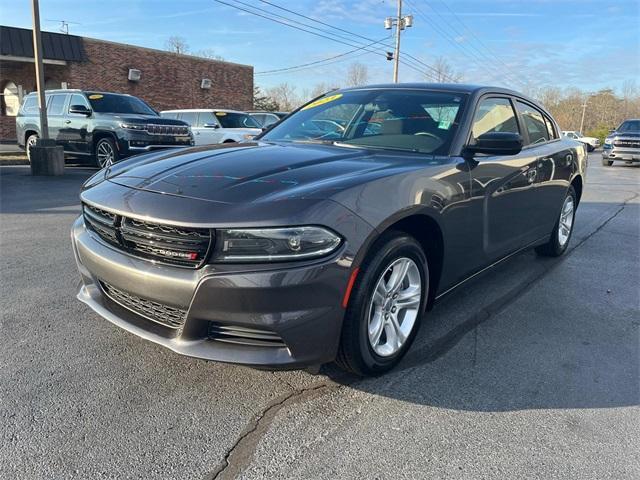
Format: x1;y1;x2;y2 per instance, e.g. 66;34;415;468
1;153;638;480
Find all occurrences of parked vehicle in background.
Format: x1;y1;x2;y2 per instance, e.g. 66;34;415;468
247;110;289;128
16;90;192;167
602;119;640;166
72;83;586;376
161;109;262;145
562;131;600;151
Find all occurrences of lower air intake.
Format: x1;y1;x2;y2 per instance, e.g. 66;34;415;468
208;323;287;348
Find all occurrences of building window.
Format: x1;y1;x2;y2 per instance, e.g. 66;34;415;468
1;81;20;116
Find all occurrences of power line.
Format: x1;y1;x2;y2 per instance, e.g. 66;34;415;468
255;37;390;75
214;0;444;80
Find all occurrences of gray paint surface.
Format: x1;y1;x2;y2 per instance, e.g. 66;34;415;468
1;154;638;479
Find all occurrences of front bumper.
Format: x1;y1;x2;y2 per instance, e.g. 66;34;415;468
116;131;193;157
602;147;640;161
71;216;351;368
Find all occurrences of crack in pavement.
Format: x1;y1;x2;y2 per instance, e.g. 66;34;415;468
205;382;341;480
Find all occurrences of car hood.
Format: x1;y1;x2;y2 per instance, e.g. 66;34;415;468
609;131;640;138
95;113;189;126
102;141;428;204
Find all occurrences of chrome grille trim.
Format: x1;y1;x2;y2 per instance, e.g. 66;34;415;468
146;124;190;136
100;281;187;329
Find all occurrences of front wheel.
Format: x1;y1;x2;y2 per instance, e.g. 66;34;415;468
602;158;613;166
26;133;39;163
94;137;118;168
587;144;595;152
335;232;428;376
535;186;577;257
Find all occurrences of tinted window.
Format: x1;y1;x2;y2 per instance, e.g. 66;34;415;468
21;96;39;114
86;92;156;115
69;93;90;111
196;111;219;127
215;112;261;128
263;89;466;155
516;101;549;145
617;120;640;132
48;94;67;116
471;97;519;138
179;112;199;126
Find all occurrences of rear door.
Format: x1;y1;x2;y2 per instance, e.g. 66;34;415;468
467;95;541;262
46;94;69;149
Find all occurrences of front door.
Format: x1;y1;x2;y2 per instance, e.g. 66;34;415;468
194;111;224;145
63;93;92;155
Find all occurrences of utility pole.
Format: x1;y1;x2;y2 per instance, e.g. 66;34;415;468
31;0;49;140
384;0;413;83
579;102;588;134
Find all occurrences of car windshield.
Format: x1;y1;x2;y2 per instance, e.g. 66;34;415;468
86;92;157;115
215;112;261;128
617;120;640;132
261;89;466;155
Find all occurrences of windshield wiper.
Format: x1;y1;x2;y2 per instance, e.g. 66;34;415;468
333;142;422;153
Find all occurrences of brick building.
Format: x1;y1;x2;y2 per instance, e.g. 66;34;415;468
0;25;254;142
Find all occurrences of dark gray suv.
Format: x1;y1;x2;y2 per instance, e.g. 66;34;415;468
72;84;586;375
16;90;193;167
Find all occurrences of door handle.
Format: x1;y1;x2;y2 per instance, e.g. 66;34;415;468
64;120;71;124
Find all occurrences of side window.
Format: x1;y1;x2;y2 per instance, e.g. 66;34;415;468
516;101;549;145
196;111;218;127
471;97;519;139
21;96;39;114
179;112;198;126
48;94;67;116
69;94;89;111
543;115;557;139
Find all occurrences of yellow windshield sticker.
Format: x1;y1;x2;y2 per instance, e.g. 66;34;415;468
215;111;227;116
301;93;343;110
88;94;103;100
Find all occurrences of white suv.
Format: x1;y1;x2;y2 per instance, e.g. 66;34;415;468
160;109;262;145
562;131;600;152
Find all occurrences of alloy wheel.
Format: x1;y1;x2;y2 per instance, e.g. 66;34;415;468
96;141;115;168
26;135;38;163
558;195;574;246
367;257;422;357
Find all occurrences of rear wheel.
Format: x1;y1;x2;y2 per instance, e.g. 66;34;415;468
336;232;427;375
26;133;38;163
95;137;118;168
535;186;577;257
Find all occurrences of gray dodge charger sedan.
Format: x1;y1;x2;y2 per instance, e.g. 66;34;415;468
72;84;587;375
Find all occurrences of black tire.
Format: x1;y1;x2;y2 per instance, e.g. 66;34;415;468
25;133;38;163
535;185;577;257
587;144;595;152
335;231;428;376
94;137;118;168
602;158;613;166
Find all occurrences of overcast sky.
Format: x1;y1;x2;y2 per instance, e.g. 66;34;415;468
3;0;639;93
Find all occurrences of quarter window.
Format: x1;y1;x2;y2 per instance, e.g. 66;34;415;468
516;101;549;145
179;112;198;126
471;97;519;138
543;115;557;139
47;94;67;116
21;96;39;114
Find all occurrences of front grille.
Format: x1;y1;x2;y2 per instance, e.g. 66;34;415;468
100;281;186;328
146;124;190;136
208;323;287;348
614;140;640;148
83;204;213;268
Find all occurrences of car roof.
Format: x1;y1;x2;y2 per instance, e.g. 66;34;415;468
26;89;133;96
161;108;245;114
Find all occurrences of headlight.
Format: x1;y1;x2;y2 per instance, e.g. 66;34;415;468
242;134;255;140
212;226;342;262
120;123;146;130
604;138;613;145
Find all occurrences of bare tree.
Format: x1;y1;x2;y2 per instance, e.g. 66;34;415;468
195;48;225;61
165;36;189;55
431;56;462;83
346;62;369;87
265;83;302;111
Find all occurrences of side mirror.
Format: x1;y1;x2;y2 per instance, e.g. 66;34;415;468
203;123;219;129
69;105;91;116
464;132;523;159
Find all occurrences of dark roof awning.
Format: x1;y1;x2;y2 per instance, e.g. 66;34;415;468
0;25;86;62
